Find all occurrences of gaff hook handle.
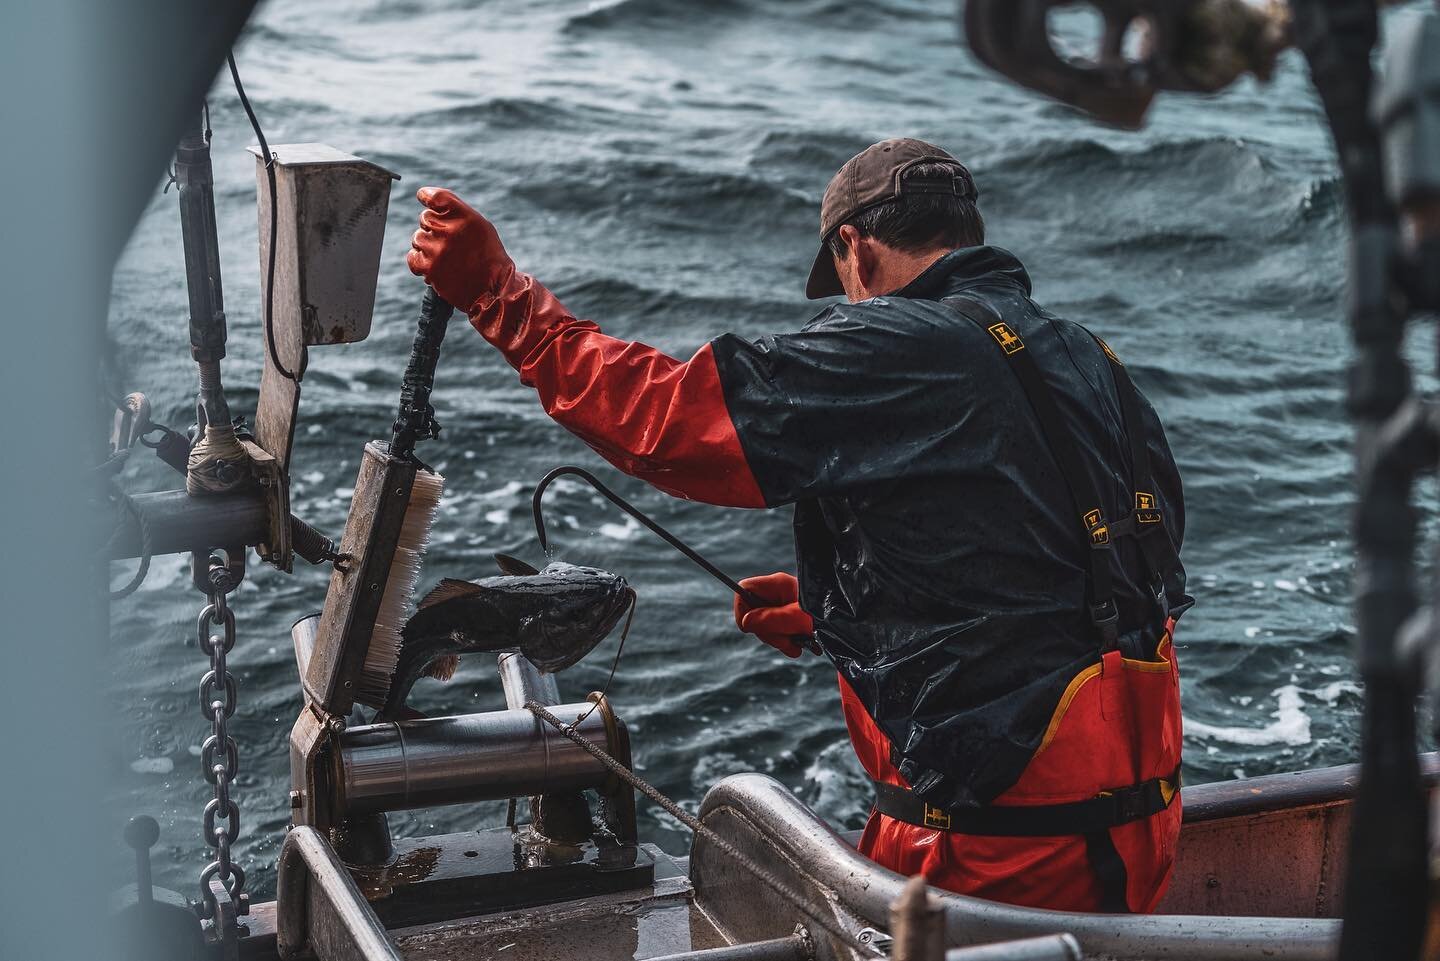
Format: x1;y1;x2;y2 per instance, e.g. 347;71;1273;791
532;466;822;656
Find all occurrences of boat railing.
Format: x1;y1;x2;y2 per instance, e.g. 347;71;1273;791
275;826;401;961
692;773;1342;961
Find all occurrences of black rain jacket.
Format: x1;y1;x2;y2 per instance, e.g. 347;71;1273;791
710;246;1191;807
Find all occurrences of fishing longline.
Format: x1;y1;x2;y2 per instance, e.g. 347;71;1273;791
570;586;636;728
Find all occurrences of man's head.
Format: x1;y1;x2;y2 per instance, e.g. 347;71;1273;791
806;139;984;302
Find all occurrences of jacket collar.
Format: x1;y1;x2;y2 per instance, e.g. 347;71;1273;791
891;246;1033;301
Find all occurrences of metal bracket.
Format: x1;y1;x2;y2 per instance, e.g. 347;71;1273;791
856;928;894;955
963;0;1288;129
200;875;241;961
110;392;152;457
588;692;639;846
289;701;336;830
241;438;293;572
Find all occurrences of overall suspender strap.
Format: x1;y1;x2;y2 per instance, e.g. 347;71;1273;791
944;296;1123;649
927;296;1184;912
1089;332;1183;619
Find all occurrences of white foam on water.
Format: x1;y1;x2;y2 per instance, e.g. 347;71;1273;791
131;757;174;775
598;515;641;541
481;480;524;501
485;508;510;525
1184;684;1311;746
1313;680;1360;704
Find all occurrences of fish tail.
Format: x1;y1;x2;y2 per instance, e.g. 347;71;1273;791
424;654;461;681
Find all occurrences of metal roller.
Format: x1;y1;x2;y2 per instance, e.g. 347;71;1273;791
334;703;614;816
498;652;560;710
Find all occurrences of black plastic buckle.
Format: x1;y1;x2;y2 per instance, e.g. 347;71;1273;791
1090;600;1120;651
1152;577;1170;620
1105;783;1152;824
1090;599;1118;629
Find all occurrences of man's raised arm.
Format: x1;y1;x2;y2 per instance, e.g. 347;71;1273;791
406;186;766;508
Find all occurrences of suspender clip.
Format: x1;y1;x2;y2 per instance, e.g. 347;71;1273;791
1090;599;1120;650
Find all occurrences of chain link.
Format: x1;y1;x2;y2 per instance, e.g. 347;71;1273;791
195;565;247;921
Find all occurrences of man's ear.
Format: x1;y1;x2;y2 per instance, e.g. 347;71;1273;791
836;224;875;296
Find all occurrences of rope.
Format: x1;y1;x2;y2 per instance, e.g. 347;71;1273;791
524;701;884;956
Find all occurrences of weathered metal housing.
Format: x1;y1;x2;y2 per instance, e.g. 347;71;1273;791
247;142;397;348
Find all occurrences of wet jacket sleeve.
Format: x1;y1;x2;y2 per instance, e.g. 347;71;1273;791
467;270;769;507
468;271;873;509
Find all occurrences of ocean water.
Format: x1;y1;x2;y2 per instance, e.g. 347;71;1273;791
105;0;1421;900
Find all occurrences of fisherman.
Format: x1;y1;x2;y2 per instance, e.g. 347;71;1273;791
407;138;1190;914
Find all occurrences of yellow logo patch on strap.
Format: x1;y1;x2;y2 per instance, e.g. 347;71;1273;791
1084;508;1110;545
987;322;1025;354
1134;491;1162;525
922;804;952;830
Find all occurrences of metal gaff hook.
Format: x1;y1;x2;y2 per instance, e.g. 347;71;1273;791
531;466;821;655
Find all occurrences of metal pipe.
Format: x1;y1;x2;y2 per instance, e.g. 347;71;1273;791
643;935;812;961
292;613;320;680
175;109;232;416
497;654;594;843
945;936;1081;961
276;826;401;961
892;875;944;961
335;703;612;815
692;773;1340;961
108;488;268;558
498;653;560;711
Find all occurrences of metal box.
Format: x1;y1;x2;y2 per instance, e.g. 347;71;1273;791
249;142;399;346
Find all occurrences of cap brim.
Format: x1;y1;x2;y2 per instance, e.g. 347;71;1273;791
805;243;844;300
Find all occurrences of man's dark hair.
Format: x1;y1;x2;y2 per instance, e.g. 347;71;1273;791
826;162;985;260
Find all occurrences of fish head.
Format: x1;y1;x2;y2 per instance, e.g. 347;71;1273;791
518;562;635;673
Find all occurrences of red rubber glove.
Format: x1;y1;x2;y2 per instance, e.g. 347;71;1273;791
406;187;517;315
734;572;814;659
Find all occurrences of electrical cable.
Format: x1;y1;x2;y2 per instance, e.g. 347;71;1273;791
227;53;301;382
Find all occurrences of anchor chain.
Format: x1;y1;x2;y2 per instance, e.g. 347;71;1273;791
195;564;249;926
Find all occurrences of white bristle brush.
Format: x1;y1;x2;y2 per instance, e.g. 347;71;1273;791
351;286;455;709
355;465;445;707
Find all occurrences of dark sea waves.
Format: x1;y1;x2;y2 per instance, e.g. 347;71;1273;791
105;0;1426;898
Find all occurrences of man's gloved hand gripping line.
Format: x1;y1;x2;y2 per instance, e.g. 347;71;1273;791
407;186;768;510
733;572;814;658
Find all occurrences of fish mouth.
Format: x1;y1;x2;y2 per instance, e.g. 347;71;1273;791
524;583;637;674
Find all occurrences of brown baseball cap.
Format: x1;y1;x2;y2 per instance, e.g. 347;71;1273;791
805;138;978;299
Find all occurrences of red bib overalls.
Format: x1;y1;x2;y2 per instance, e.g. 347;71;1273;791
843;617;1182;912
